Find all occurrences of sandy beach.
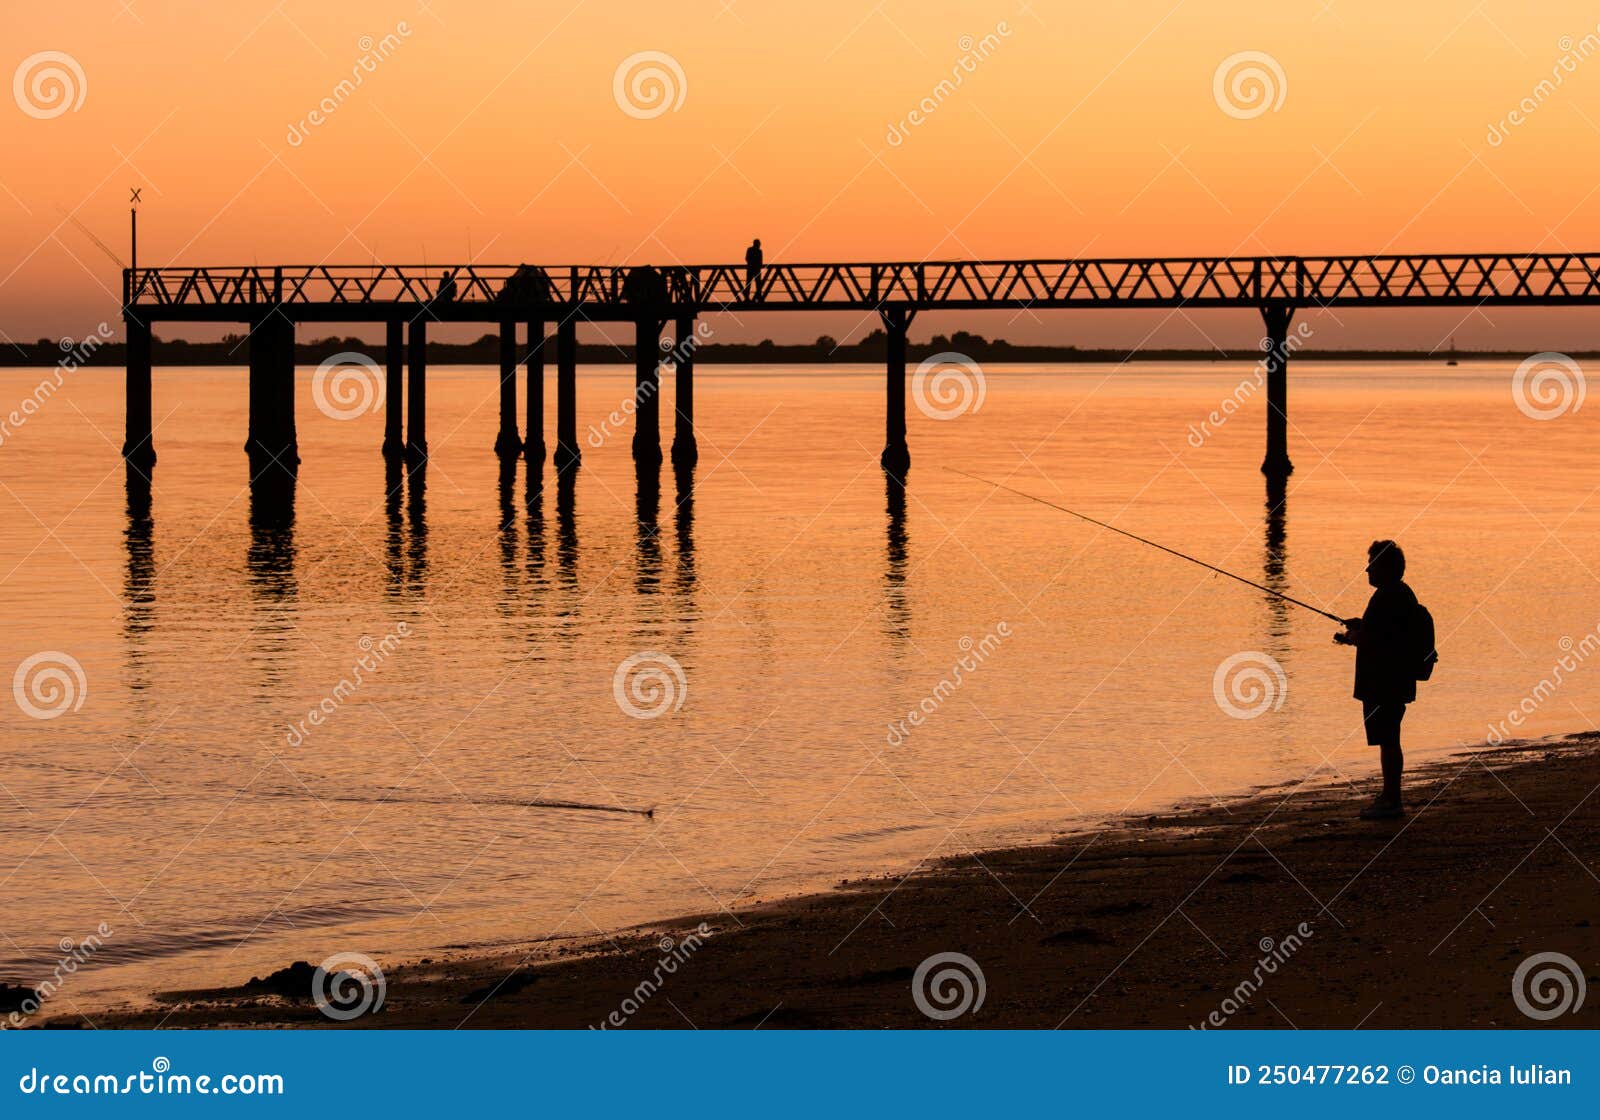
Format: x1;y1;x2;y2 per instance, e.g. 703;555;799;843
73;732;1600;1030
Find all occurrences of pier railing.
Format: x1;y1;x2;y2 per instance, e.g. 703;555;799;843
123;254;1600;317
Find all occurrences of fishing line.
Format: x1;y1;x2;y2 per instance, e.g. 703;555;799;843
943;467;1344;623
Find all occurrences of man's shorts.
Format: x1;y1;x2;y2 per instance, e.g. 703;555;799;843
1362;701;1406;746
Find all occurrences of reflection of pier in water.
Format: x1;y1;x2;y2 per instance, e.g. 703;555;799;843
1262;475;1291;642
122;466;156;693
131;455;928;664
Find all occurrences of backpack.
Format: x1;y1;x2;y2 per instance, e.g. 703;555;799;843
1411;602;1438;681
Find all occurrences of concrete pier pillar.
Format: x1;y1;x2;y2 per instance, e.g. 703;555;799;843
632;316;663;467
880;305;912;477
406;317;428;465
245;314;298;474
495;320;522;458
1260;304;1294;477
554;317;580;472
624;267;667;468
670;315;698;467
121;314;156;469
524;321;546;463
383;319;404;458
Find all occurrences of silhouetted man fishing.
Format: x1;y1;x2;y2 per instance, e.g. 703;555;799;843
945;470;1438;823
745;238;763;297
1334;540;1434;820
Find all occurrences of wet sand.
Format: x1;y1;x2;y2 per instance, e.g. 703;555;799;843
84;733;1600;1028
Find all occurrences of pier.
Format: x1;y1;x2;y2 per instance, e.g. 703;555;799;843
120;253;1600;480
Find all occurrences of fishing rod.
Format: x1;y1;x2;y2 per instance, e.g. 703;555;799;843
943;467;1345;623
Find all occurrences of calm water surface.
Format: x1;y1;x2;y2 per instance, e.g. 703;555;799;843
2;360;1596;1009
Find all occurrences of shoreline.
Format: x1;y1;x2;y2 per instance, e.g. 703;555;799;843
73;730;1600;1029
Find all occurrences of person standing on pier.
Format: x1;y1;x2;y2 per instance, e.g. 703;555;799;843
745;238;763;297
435;269;458;306
1334;540;1426;820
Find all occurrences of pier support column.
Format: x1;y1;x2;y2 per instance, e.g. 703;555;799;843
1260;304;1294;477
382;319;404;458
553;317;580;472
632;316;663;468
406;317;428;465
670;316;698;467
121;314;156;470
880;305;912;477
624;266;667;469
524;321;546;464
245;314;298;475
495;320;522;458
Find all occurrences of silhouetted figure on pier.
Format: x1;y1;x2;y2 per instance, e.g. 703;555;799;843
745;239;763;297
435;269;458;306
1334;540;1433;820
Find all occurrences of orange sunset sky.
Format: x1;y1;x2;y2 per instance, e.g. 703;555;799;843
5;0;1600;350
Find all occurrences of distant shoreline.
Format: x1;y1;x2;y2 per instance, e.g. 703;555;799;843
1;336;1583;369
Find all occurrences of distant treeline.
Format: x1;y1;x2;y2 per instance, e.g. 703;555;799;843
1;329;1585;368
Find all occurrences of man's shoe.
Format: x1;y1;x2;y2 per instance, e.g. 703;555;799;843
1359;797;1404;821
